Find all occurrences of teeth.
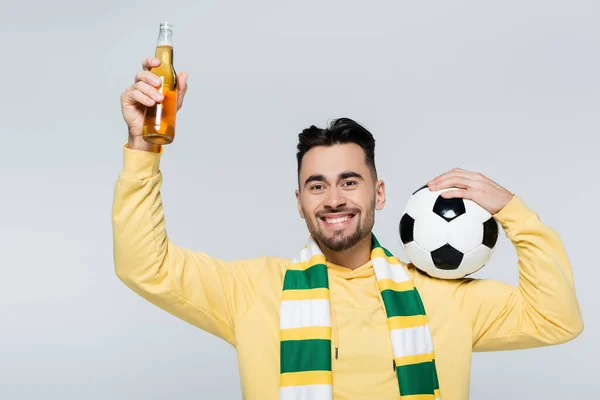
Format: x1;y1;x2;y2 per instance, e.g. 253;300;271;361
325;216;351;224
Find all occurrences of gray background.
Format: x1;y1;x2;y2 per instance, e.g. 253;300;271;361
1;0;598;398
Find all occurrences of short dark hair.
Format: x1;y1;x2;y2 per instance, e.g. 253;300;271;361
296;117;377;184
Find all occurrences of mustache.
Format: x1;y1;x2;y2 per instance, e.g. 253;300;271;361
316;208;360;218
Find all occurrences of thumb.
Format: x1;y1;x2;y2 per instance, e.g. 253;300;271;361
176;72;188;111
177;72;188;96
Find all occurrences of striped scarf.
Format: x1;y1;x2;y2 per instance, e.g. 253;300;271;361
279;234;441;400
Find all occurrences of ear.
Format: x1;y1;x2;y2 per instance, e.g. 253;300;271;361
375;180;386;211
295;189;305;219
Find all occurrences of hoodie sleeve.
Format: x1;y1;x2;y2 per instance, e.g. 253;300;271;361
111;144;268;345
455;195;584;351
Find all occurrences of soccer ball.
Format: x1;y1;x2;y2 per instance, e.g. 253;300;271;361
398;184;499;279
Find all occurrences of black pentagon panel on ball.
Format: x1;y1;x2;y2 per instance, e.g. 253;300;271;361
431;244;464;270
399;214;415;244
412;184;428;195
432;196;466;222
482;217;499;248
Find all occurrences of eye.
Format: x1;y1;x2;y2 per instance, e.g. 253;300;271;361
343;180;358;187
310;184;325;191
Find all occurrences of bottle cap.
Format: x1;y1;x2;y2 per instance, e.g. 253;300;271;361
160;21;173;30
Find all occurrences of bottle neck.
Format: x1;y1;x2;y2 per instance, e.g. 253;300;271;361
155;30;173;63
157;29;173;46
155;44;173;64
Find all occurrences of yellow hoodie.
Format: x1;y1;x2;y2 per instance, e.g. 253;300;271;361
112;144;583;400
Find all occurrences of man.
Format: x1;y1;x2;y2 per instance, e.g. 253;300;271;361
113;57;583;400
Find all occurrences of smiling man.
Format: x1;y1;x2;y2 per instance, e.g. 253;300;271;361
113;57;584;400
296;133;383;270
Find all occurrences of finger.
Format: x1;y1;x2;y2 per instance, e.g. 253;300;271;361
176;72;188;110
134;81;164;102
142;56;161;71
440;189;471;199
124;87;156;107
429;169;488;190
135;70;163;88
429;168;470;184
432;176;478;191
177;72;188;97
428;170;471;190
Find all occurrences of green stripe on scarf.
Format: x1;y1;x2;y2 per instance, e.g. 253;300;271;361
381;289;426;317
433;358;440;391
280;339;332;373
397;361;435;396
282;264;328;290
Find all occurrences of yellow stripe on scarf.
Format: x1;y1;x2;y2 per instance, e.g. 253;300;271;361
280;326;332;341
282;288;330;301
287;254;327;270
280;371;332;387
400;395;435;400
377;278;414;293
370;247;401;264
394;351;435;367
388;315;429;330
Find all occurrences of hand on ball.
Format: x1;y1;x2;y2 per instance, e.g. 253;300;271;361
427;168;514;215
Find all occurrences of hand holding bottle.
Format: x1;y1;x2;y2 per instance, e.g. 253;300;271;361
120;57;188;150
120;23;188;151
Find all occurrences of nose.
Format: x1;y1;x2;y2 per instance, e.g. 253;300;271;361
324;186;347;209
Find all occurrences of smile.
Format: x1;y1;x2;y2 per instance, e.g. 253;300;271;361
319;213;356;226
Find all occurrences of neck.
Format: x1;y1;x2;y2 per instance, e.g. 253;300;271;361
320;234;373;270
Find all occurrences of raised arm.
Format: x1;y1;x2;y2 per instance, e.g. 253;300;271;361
112;57;268;345
458;195;583;351
427;168;584;350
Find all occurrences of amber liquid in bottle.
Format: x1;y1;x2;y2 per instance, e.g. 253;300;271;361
143;23;178;145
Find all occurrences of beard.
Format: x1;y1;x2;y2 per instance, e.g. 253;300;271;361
303;198;376;252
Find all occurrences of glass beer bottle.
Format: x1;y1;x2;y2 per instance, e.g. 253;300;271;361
143;22;178;145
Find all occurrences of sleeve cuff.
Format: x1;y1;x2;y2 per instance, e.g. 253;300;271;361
121;142;163;180
493;195;539;234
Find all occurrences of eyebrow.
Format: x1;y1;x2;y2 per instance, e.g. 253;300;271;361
304;171;364;188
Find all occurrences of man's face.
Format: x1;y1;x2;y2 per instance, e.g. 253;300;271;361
295;143;386;252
